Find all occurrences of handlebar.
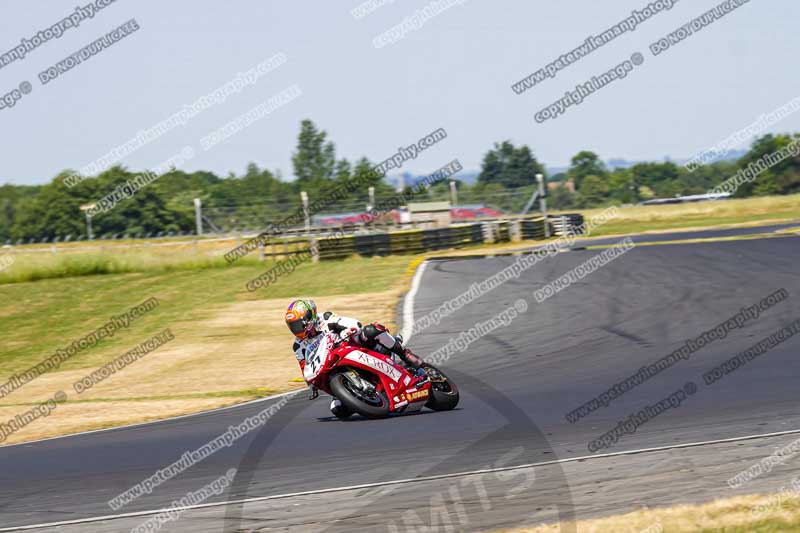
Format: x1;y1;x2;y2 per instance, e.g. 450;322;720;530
332;328;359;349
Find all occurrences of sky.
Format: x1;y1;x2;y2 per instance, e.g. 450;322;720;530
0;0;798;185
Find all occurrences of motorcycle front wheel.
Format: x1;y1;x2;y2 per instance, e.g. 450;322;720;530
330;370;390;419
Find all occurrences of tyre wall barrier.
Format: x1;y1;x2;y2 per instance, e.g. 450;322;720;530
277;214;585;261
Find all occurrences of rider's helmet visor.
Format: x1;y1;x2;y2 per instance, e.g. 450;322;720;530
288;318;308;335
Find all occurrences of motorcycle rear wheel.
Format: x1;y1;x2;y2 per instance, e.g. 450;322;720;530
330;371;390;419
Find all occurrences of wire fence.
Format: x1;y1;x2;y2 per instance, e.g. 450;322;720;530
2;184;546;245
201;185;541;232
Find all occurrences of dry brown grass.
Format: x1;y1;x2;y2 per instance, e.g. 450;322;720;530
495;493;800;533
0;289;402;445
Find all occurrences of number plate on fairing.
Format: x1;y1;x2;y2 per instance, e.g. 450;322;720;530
303;335;331;381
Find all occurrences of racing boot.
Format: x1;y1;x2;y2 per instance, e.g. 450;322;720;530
391;339;428;384
330;397;353;419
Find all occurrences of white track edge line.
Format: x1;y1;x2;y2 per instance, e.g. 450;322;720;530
5;426;800;531
401;260;427;344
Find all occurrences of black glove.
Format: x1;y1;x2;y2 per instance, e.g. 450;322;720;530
328;322;346;334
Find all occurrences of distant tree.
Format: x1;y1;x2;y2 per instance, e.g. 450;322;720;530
154;169;222;225
575;175;609;207
568;151;607;190
548;184;576;210
292;119;336;185
638;185;655;200
469;181;506;208
99;183;189;236
608;169;639;204
10;171;96;239
628;162;679;187
333;159;352;182
351;157;379;186
0;184;39;241
478;141;546;188
347;157;389;205
735;134;800;197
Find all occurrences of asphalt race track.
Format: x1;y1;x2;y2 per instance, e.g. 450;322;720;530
2;229;800;532
551;221;800;249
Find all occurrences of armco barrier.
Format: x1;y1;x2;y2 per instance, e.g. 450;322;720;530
356;233;391;257
550;214;585;236
390;230;425;255
497;220;511;242
450;224;477;247
317;234;355;260
421;228;449;251
313;224;487;260
469;223;484;245
521;217;547;240
519;214;584;240
265;214;586;261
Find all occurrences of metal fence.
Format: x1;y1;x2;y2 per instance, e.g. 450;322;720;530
2;214;585;260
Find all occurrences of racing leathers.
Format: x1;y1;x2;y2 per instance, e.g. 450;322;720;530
293;311;423;372
292;311;362;373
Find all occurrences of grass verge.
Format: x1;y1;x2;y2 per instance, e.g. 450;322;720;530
570;194;800;237
497;493;800;532
0;254;418;444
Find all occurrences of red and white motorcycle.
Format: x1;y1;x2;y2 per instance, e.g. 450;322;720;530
303;331;459;419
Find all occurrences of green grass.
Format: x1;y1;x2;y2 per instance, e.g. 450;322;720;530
0;251;252;284
590;211;800;237
569;194;800;238
0;254;416;378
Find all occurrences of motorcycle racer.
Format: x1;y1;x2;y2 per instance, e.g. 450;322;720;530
284;299;427;416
